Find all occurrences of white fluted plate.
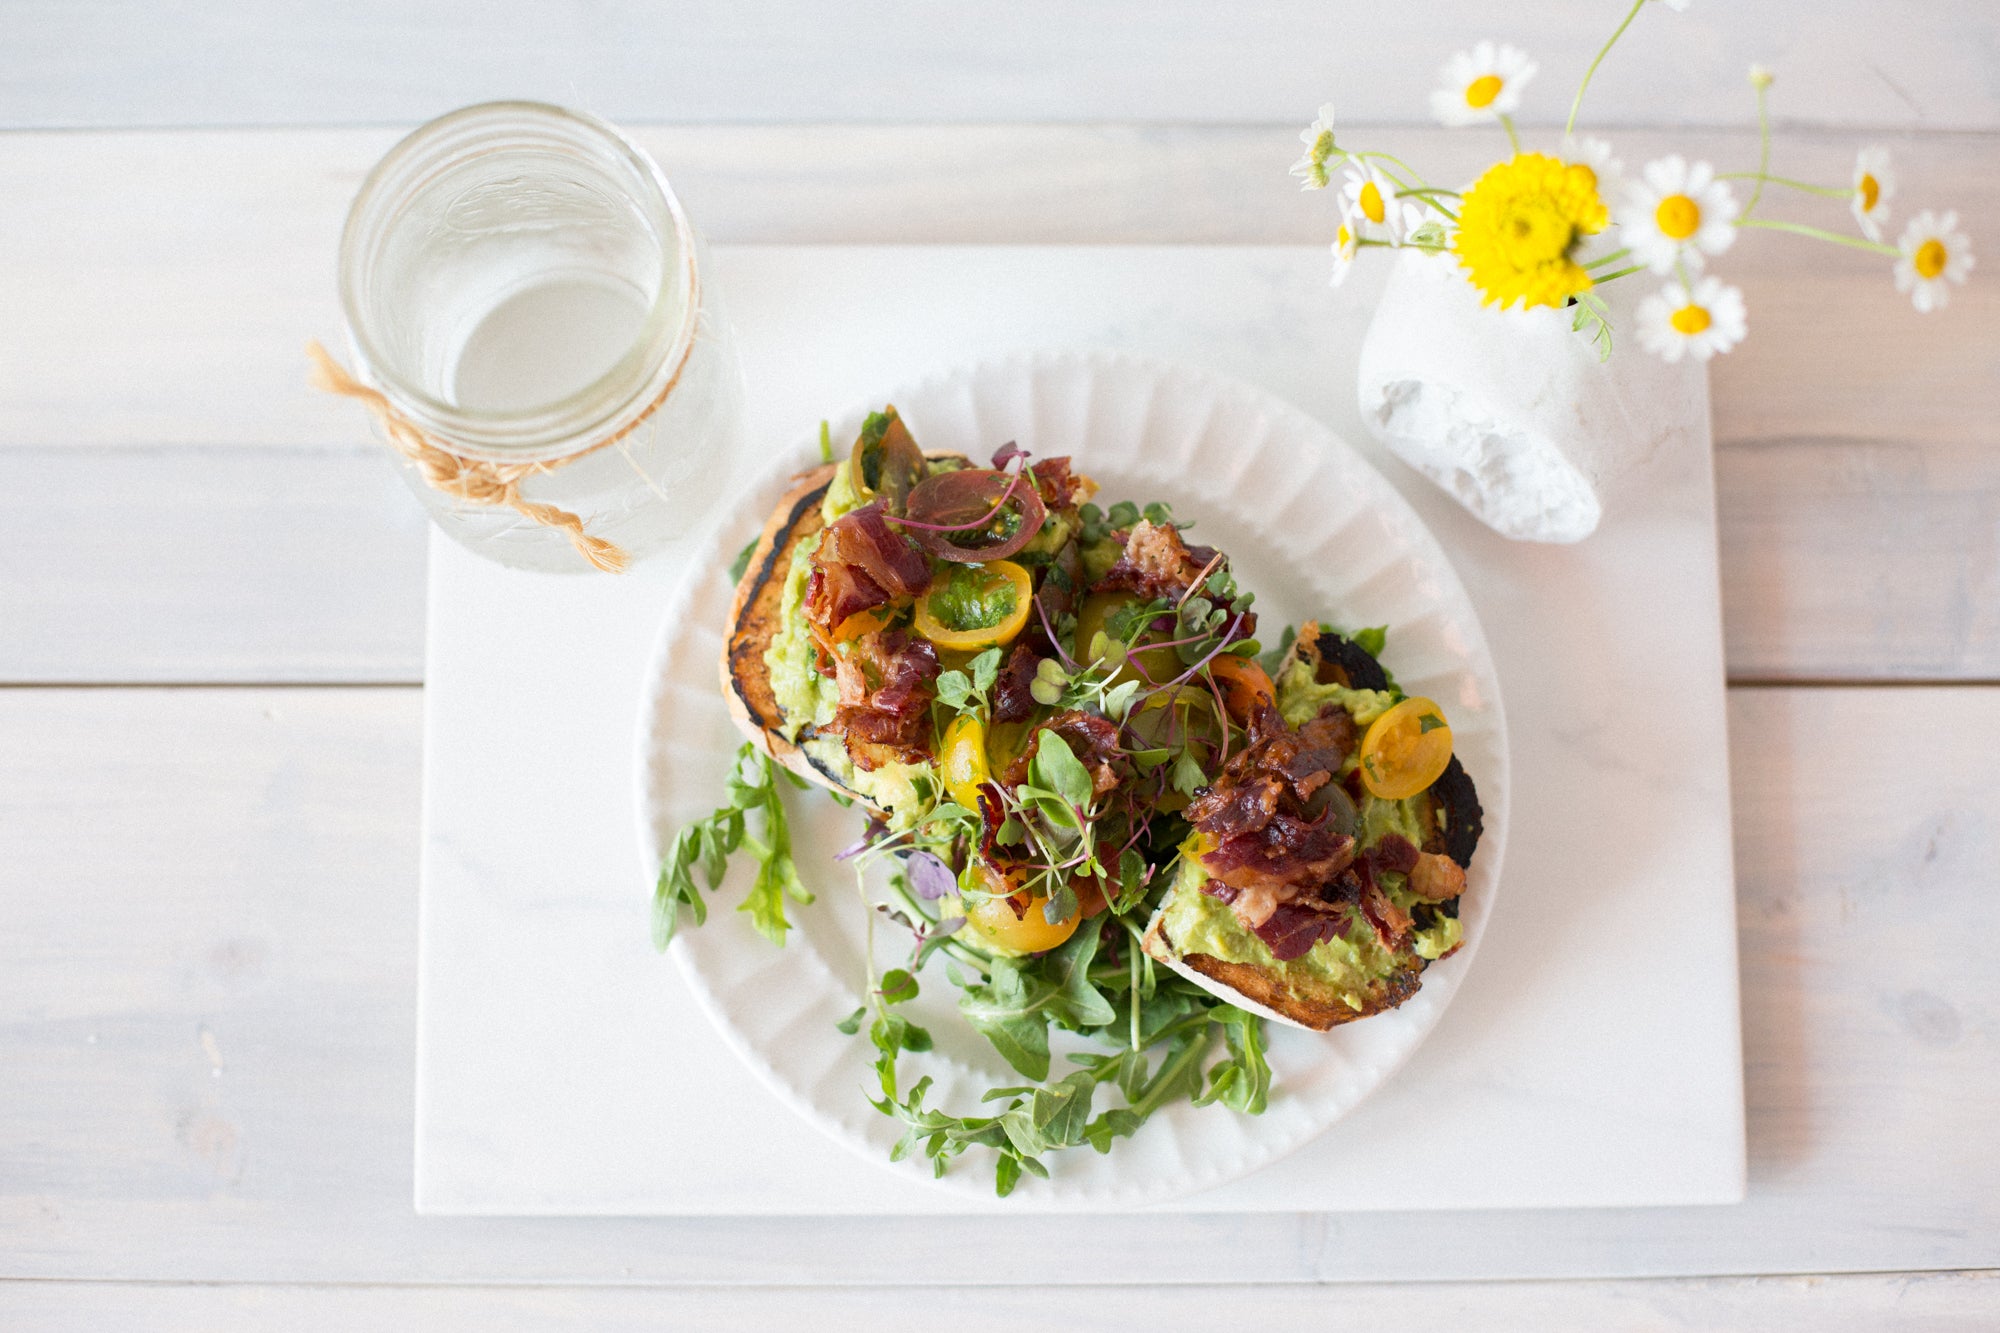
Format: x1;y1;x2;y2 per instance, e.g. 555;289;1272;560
637;351;1509;1205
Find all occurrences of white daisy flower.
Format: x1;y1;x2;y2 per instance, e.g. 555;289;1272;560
1851;146;1896;242
1620;156;1740;274
1290;103;1338;191
1431;42;1536;127
1339;160;1404;240
1894;210;1974;313
1637;276;1747;362
1659;0;1692;13
1329;215;1361;287
1394;199;1445;249
1563;134;1625;204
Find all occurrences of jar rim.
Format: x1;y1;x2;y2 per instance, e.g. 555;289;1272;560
337;100;699;462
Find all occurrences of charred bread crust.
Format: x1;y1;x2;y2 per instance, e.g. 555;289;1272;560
1425;755;1483;870
1142;913;1428;1031
725;465;838;739
1312;629;1393;692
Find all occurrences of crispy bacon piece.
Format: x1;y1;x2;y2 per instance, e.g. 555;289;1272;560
826;627;940;769
1200;817;1355;896
1030;456;1092;510
992;640;1041;724
1360;881;1414;951
1408;851;1468;902
806;503;931;631
1368;833;1421;876
1002;709;1125;795
1188;700;1367;942
1185;773;1282;837
1253;902;1341;962
1091;520;1211;601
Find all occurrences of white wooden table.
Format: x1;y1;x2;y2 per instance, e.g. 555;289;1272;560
4;5;1998;1327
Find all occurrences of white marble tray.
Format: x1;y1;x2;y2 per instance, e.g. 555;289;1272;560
414;245;1745;1215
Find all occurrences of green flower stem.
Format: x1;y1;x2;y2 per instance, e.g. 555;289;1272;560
1396;186;1461;221
1740;218;1898;255
1499;113;1522;155
1744;80;1773;216
1719;172;1852;199
1351;150;1433;187
1585;246;1634;268
1567;0;1648;136
1590;264;1648;285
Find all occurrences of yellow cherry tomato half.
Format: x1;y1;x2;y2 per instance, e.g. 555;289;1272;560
912;560;1033;653
831;603;896;645
1072;590;1182;685
939;713;992;813
965;889;1081;955
960;865;1081;955
1357;696;1454;801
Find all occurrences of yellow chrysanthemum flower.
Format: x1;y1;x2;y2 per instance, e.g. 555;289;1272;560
1452;152;1610;310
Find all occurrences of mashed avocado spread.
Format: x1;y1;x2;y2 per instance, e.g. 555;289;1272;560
1274;657;1398;729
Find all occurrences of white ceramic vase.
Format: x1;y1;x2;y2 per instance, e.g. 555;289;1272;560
1356;248;1704;543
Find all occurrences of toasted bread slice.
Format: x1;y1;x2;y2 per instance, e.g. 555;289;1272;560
720;451;972;815
1140;629;1480;1030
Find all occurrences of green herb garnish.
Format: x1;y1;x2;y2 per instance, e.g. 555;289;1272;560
653;743;813;951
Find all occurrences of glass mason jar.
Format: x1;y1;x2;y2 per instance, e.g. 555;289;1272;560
337;101;743;573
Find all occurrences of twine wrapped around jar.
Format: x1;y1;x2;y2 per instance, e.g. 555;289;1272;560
307;340;689;573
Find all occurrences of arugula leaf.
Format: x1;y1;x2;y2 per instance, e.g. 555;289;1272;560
999;1070;1097;1157
1193;1005;1271;1114
1353;625;1388;658
957;958;1055;1080
1042;919;1116;1028
654;743;813;951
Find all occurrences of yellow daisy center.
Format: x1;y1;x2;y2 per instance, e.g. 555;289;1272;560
1336;223;1353;251
1465;74;1504;109
1670;304;1712;336
1655;194;1702;241
1915;238;1948;279
1359;180;1386;224
1859;173;1880;212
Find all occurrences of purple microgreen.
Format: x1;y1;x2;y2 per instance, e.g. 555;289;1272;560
907;850;956;901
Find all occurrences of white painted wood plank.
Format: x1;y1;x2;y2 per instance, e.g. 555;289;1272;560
4;2;1997;131
1;687;1995;1281
0;447;426;683
4;127;1994;453
3;1272;1997;1333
